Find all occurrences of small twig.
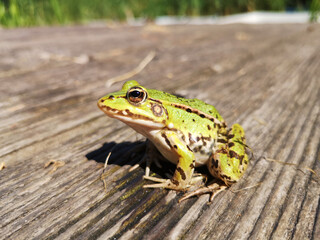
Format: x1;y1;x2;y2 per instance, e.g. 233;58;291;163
102;151;112;192
230;182;262;193
101;145;117;192
104;151;112;170
105;51;156;87
44;160;65;174
264;157;297;166
263;157;320;182
253;116;267;126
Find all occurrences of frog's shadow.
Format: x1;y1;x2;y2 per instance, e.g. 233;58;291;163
86;140;209;178
86;141;145;166
86;141;177;178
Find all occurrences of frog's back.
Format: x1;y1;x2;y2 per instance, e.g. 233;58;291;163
148;89;224;122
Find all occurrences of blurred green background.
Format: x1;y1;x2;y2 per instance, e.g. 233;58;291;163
0;0;319;27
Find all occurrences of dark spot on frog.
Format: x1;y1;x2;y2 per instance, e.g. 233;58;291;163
189;163;195;169
212;158;219;168
200;114;205;118
177;167;186;180
173;145;178;149
100;99;105;103
186;108;192;113
193;146;202;153
171;179;179;186
228;142;235;148
202;136;211;141
186;145;192;152
239;155;244;164
228;134;235;139
217;138;227;144
229;150;239;159
207;125;211;130
161;133;172;148
192;119;195;122
221;174;232;180
216;148;228;154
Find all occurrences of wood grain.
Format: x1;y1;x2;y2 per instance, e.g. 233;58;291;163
0;23;319;240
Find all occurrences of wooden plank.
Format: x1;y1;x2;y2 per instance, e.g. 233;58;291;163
0;23;319;240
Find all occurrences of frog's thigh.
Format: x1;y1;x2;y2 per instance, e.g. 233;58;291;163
208;124;248;186
228;123;248;175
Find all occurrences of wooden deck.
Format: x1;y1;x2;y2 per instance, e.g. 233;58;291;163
0;23;319;240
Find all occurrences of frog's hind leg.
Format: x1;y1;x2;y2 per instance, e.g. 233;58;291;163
208;123;249;186
178;124;248;202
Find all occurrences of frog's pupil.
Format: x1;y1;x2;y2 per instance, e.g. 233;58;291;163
127;88;147;105
131;90;142;98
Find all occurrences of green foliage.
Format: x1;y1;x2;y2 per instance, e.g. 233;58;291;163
310;0;320;22
0;0;317;28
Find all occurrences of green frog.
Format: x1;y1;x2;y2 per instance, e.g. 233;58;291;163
98;80;249;201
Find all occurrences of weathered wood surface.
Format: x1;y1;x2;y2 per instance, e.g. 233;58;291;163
0;23;319;240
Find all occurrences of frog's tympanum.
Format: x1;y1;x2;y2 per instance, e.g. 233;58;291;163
98;80;249;201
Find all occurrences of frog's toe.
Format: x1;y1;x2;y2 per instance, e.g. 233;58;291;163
179;183;227;203
143;175;168;183
143;176;188;191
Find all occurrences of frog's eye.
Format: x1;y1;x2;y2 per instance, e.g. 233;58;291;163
127;87;147;105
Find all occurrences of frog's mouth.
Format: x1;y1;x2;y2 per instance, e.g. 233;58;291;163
98;99;165;130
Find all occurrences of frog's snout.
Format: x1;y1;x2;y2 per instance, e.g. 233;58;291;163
97;98;105;109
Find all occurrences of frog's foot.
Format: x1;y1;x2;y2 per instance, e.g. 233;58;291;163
143;176;182;190
178;183;227;203
143;175;205;191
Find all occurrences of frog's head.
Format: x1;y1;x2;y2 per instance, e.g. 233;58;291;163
98;80;167;132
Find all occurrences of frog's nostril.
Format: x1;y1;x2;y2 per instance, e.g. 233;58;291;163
100;99;105;103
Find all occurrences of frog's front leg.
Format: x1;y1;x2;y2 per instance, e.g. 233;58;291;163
143;131;202;191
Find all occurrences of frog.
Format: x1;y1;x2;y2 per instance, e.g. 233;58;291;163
98;80;249;201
